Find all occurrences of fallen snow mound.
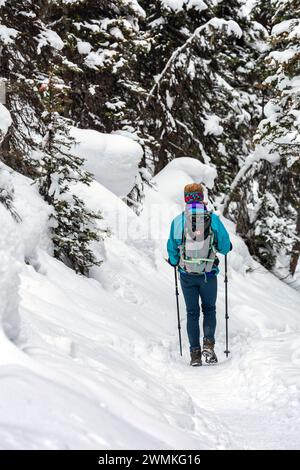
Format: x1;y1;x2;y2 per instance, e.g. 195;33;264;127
70;127;143;197
142;157;217;242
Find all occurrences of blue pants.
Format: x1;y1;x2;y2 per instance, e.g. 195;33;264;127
179;272;217;351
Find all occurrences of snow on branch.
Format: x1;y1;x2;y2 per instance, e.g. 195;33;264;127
145;18;244;106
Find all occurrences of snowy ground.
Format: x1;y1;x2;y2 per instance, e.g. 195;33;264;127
0;159;300;450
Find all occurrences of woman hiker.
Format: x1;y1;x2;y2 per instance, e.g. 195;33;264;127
167;183;232;366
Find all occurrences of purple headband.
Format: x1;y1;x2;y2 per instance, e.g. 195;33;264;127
184;191;204;204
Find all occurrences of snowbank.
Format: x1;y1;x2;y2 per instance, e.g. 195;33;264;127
139;157;217;246
12;170;52;261
0;109;23;340
0;154;300;449
0;161;52;264
0;161;51;342
153;157;217;204
0;103;12;142
0;205;22;341
73;178;139;238
70;127;143;197
0;149;20;341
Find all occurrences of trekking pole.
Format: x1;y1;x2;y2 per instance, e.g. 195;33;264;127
174;267;183;356
224;254;230;358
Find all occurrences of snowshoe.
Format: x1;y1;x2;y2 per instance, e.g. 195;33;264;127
202;339;218;364
190;348;202;366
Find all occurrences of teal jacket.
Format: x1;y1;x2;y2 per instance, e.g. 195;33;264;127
167;210;231;274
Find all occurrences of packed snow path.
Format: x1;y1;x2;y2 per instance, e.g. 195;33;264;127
0;158;299;449
0;242;299;449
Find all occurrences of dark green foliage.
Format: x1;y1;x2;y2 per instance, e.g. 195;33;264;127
38;74;103;275
51;195;102;275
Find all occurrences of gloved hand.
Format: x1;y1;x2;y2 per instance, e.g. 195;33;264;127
164;258;179;267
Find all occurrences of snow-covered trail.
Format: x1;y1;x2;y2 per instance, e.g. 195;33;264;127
3;239;298;450
176;331;300;450
1;158;299;449
175;267;300;450
142;265;300;450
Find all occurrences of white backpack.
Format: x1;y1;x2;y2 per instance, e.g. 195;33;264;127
179;206;216;274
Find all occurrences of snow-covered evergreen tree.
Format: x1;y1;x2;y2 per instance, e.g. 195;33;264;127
38;74;102;276
0;1;50;172
49;0;149;132
255;0;300;276
225;0;300;276
136;0;267;200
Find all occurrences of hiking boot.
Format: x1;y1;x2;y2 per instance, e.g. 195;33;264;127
190;348;202;366
202;339;218;364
